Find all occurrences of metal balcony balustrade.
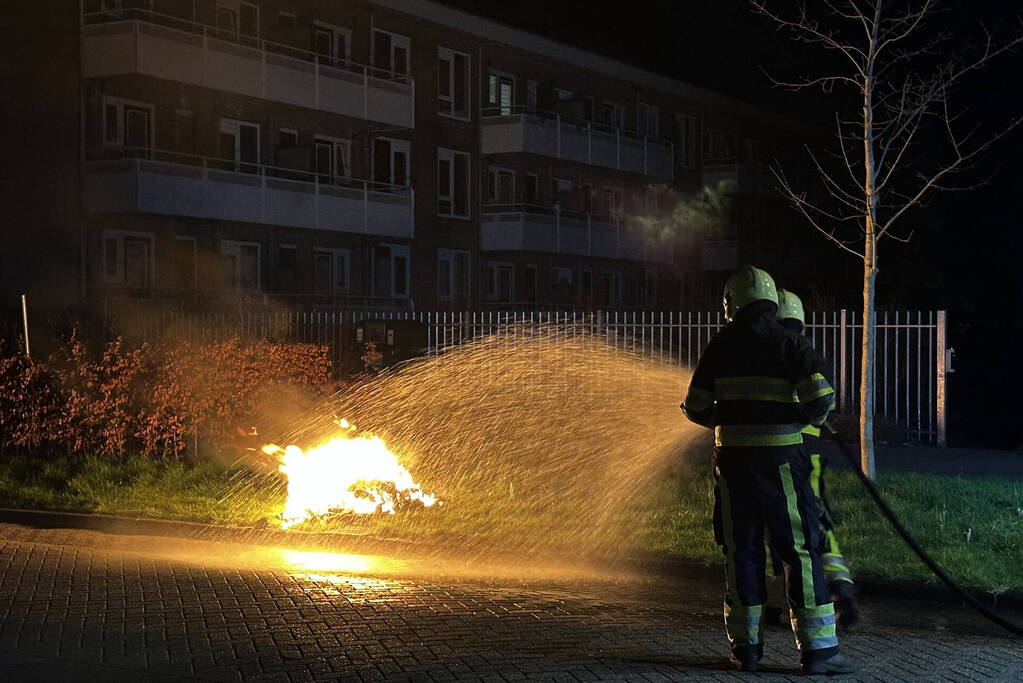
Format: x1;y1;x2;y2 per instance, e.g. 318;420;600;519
480;105;674;180
82;147;414;239
480;202;673;265
81;7;414;128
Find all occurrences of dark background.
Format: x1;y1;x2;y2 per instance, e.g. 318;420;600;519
438;0;1023;449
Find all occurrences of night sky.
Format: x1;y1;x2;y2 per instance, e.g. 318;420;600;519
438;0;1023;448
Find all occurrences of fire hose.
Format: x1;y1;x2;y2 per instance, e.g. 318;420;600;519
823;423;1023;637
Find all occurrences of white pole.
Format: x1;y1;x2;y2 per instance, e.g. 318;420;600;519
20;294;30;358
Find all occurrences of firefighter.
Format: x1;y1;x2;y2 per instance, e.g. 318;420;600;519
681;266;857;674
766;288;859;630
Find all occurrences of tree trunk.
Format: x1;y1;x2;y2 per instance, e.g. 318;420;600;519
859;236;877;479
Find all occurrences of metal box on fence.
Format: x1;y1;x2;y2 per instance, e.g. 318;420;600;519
355;319;428;369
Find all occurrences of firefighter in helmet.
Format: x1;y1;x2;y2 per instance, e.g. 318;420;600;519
681;266;857;674
763;289;859;629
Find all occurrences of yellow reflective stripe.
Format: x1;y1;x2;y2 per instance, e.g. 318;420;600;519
796;373;834;403
715;376;797;403
801;424;821;437
684;386;714;412
715;425;804;447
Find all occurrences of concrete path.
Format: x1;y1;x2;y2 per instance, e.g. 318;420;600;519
0;523;1019;682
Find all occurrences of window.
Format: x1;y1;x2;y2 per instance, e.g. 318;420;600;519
487;167;515;204
705;128;736;160
600;271;623;307
216;1;258;38
314;135;351;183
554;87;573;101
486;262;514;302
102;230;154;289
173;109;194;153
580;269;593;300
373;137;409;188
488;71;515;115
527;80;538;110
314;21;352;67
525;264;538;303
372;244;410;298
602;101;625;128
373;29;410;80
219;118;260;173
552;267;573;286
170;236;195;290
525;173;538;202
278;128;298;149
438;148;470;218
551;176;572;198
278;244;297;293
437;249;470;307
438;47;470;120
638;102;659;136
313;248;351;294
277;11;297;28
677;114;698;167
220;240;261;291
102;96;154;151
600;187;623;221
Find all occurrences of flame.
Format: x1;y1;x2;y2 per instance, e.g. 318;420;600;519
263;422;439;528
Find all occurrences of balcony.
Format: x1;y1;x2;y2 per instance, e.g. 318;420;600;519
480;204;673;265
82;149;414;240
81;10;413;128
481;107;673;180
701;160;766;196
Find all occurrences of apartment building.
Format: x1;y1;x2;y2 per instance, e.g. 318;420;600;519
3;0;809;314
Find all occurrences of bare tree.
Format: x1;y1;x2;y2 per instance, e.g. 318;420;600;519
752;0;1022;476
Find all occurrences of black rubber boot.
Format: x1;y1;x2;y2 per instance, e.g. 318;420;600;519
729;643;764;672
802;650;858;675
832;581;859;631
763;605;787;628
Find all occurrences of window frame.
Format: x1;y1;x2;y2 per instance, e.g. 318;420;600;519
372;28;411;80
486;261;515;302
487;70;516;115
638;101;660;137
101;229;156;288
437;248;471;303
313;134;351;182
220;239;262;291
313;20;353;67
437;147;471;219
677;113;699;168
313;246;352;294
102;96;154;149
438;47;472;121
486;166;516;204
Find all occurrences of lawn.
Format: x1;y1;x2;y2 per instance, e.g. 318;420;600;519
0;455;1019;594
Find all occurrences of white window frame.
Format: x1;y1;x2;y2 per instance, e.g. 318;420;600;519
438;147;471;219
278;127;298;148
313;20;352;66
102;96;154;148
313;247;351;293
638;102;659;137
373;136;410;187
552;176;573;197
216;0;259;37
487;166;516;204
488;70;516;115
438;47;472;121
220;239;261;291
381;243;411;298
437;248;470;302
373;28;410;78
486;261;515;302
601;186;623;222
219;117;260;170
554;87;573;101
602;101;625;128
102;229;155;287
313;134;351;181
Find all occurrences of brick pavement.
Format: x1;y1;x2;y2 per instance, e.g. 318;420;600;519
0;523;1019;682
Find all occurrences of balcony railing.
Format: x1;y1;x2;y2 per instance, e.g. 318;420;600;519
480;203;673;265
81;8;414;128
83;147;414;239
481;106;674;180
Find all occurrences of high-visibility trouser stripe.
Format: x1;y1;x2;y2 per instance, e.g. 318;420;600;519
715;376;797;403
796;373;835;403
779;463;815;611
716;424;804;447
809;453;822;498
717;473;761;645
791;605;838;651
684;386;715;412
724;603;763;647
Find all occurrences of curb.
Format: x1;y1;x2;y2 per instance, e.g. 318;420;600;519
0;507;1020;613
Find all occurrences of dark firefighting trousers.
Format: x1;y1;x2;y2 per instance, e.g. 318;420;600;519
713;445;838;657
766;438;854;611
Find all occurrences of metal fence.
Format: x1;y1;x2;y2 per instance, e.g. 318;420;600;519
1;307;947;445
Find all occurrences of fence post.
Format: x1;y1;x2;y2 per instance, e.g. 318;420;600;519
839;309;847;412
936;309;947;447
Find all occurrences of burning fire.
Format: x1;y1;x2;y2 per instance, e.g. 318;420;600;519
263;420;439;528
